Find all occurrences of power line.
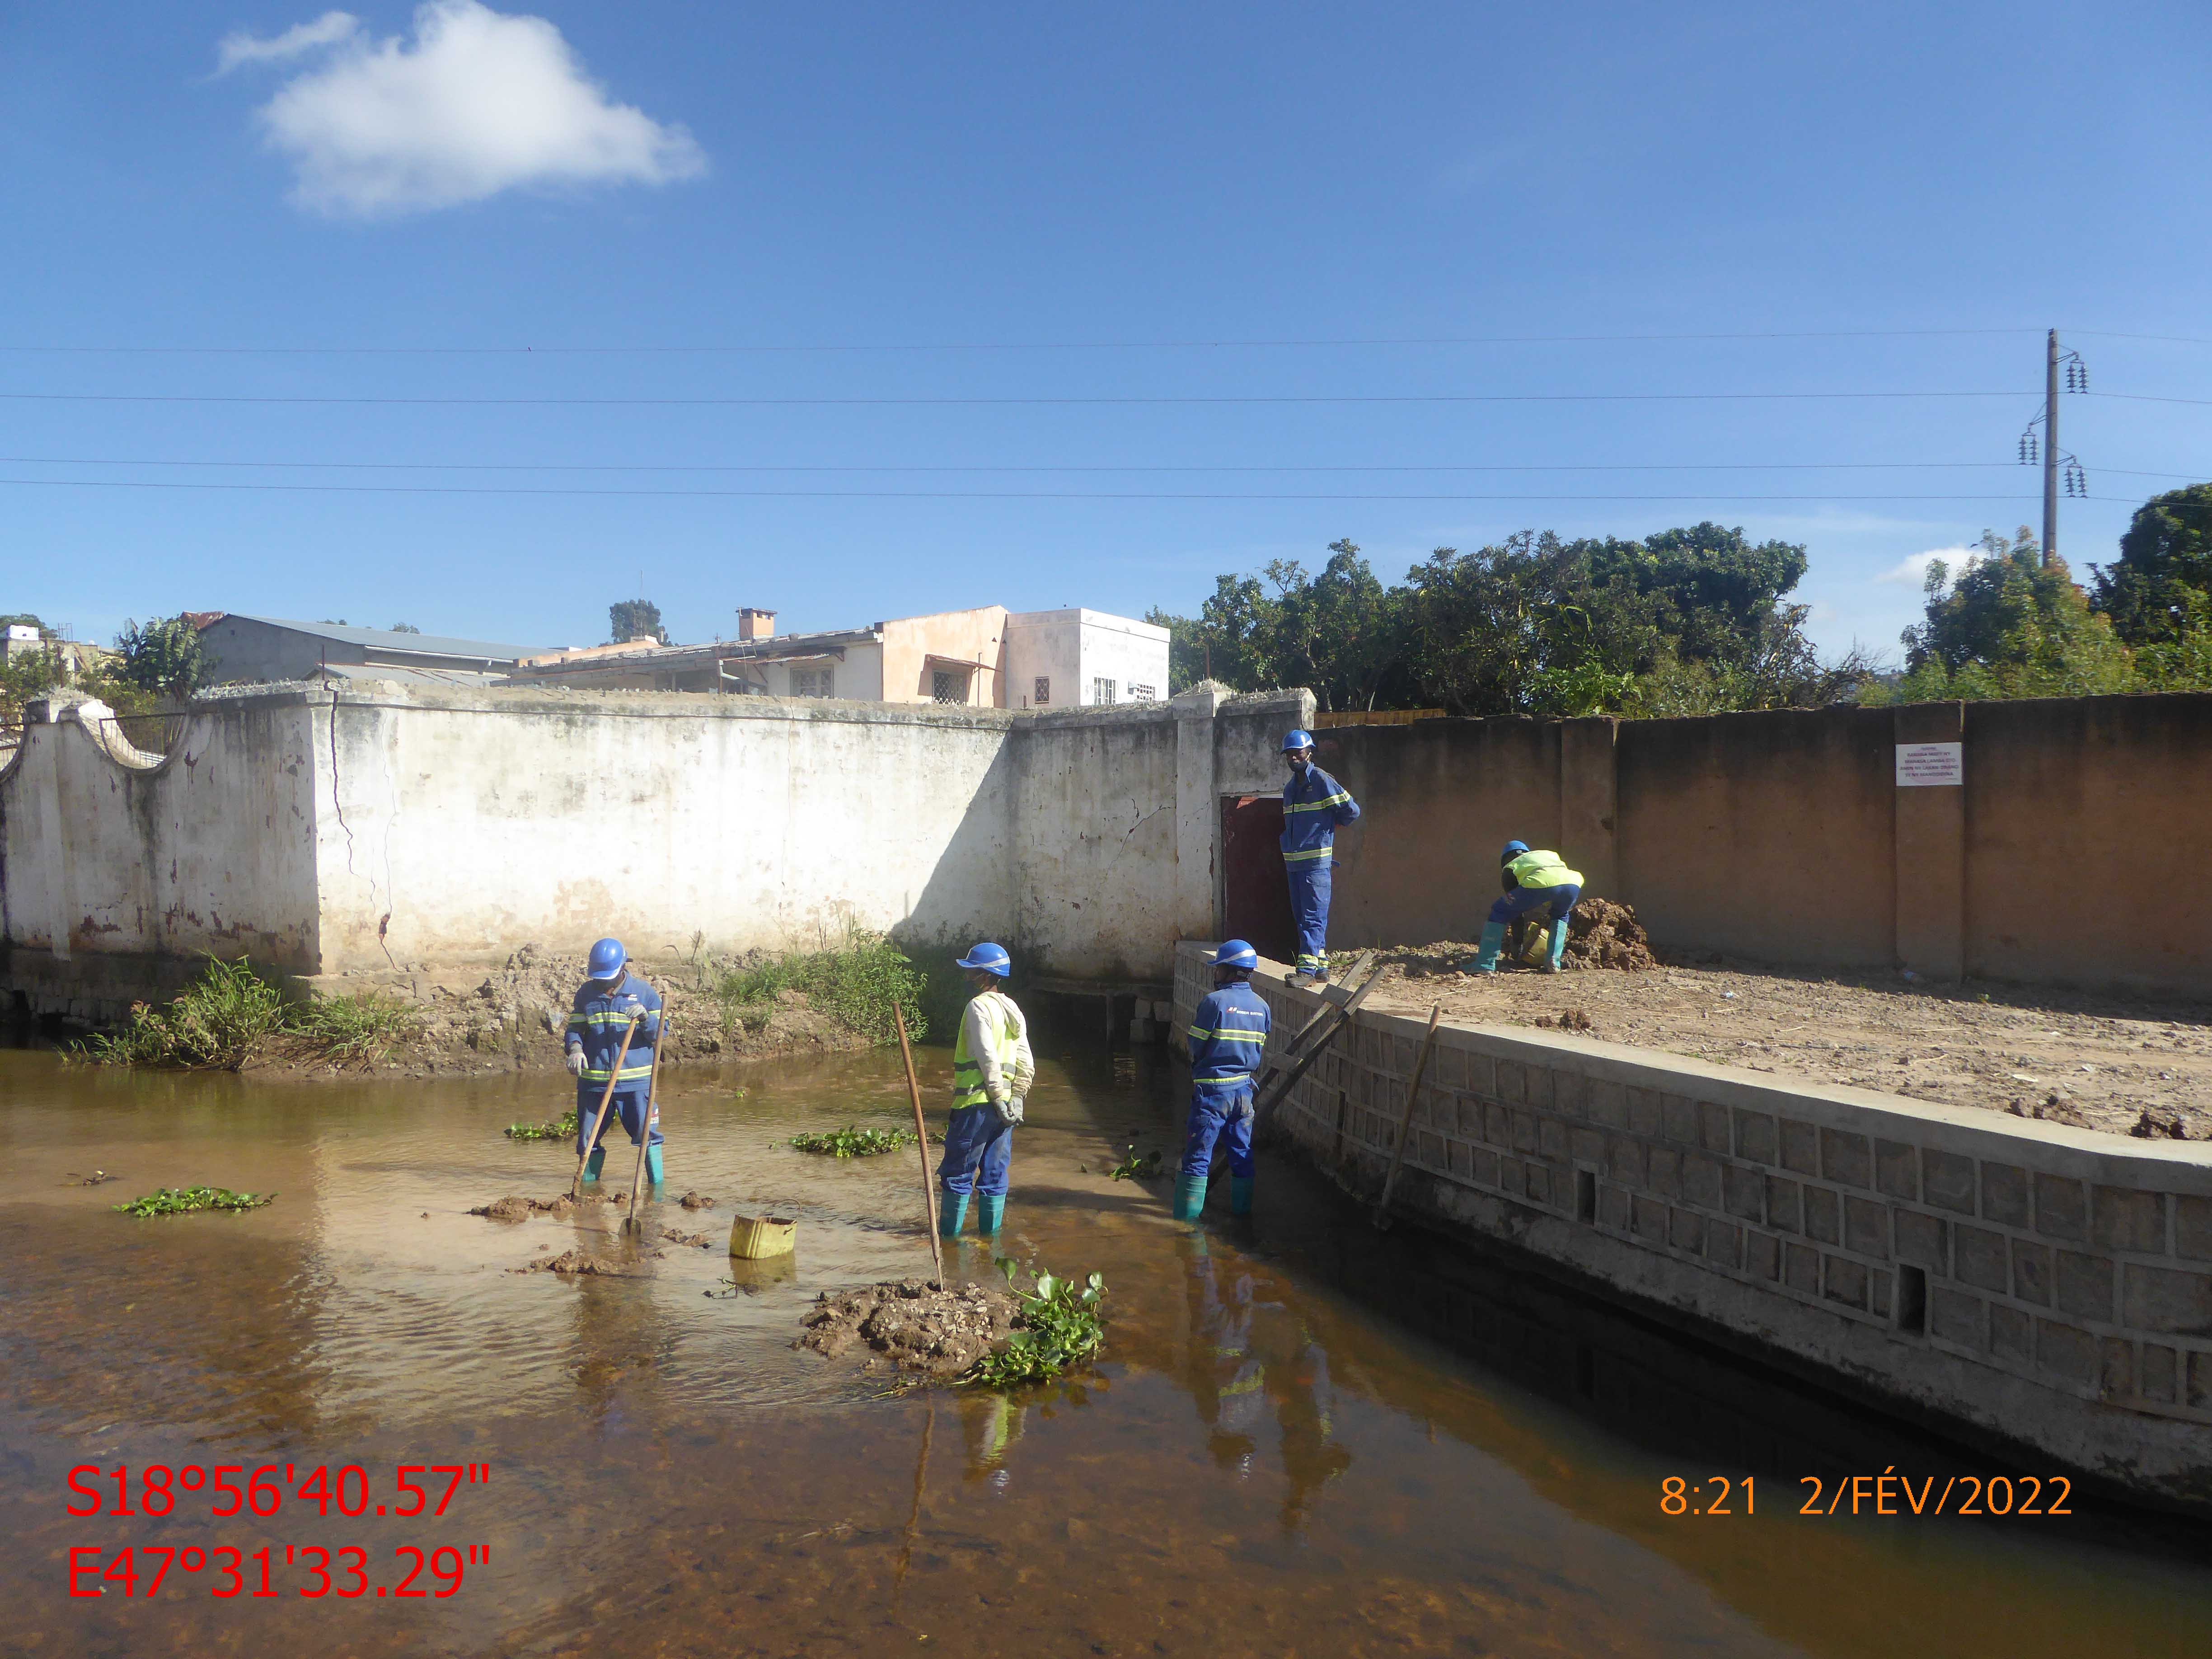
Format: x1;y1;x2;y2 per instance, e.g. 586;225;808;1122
0;388;2041;408
1;453;2203;479
0;327;2045;356
0;476;2117;502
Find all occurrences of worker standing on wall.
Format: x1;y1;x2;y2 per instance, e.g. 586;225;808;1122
1279;730;1361;985
940;942;1035;1239
1176;939;1273;1221
1469;842;1583;975
565;937;666;1183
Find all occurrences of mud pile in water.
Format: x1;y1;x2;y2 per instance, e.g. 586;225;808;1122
797;1279;1020;1377
471;1190;638;1224
1565;898;1657;970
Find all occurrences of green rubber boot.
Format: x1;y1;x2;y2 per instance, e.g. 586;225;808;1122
977;1195;1005;1236
1173;1176;1208;1222
645;1145;664;1184
938;1193;968;1238
1545;918;1569;975
1470;921;1507;975
583;1147;606;1182
1229;1175;1255;1217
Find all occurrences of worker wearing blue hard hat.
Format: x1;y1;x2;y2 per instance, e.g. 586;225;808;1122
1175;938;1273;1221
939;942;1035;1238
1469;842;1584;975
564;937;667;1184
1279;730;1361;984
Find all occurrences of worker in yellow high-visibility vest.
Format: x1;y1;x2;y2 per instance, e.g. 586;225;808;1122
939;942;1035;1239
1470;841;1583;975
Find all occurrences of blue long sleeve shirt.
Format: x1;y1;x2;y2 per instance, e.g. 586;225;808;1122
565;974;663;1092
1187;981;1272;1085
1280;764;1360;864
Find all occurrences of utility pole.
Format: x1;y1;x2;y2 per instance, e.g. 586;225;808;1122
2043;329;2059;567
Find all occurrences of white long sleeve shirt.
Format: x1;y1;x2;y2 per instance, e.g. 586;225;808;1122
959;990;1036;1106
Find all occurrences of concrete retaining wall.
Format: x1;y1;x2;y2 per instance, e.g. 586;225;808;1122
1174;942;2212;1511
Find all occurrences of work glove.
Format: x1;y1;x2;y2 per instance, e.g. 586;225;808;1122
996;1095;1026;1128
565;1049;586;1078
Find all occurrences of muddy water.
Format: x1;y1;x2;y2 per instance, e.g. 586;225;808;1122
2;1040;2208;1658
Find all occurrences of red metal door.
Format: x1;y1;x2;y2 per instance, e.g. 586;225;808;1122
1220;795;1294;965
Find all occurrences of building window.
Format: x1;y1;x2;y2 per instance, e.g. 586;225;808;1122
792;668;834;698
932;668;971;705
1127;683;1157;702
1033;676;1051;707
1092;678;1117;705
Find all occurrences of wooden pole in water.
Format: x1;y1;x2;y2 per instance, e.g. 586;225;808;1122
623;1007;670;1236
572;1014;642;1200
896;1007;946;1287
1372;1004;1444;1231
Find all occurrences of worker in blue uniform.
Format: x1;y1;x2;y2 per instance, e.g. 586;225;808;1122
1279;730;1361;984
1176;939;1273;1221
939;942;1035;1239
564;936;666;1183
1469;842;1584;975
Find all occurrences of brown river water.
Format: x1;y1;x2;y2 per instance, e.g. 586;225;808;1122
2;1036;2208;1658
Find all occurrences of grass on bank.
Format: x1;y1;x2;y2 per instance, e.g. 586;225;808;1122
965;1258;1107;1388
113;1186;274;1217
82;957;422;1071
712;928;928;1045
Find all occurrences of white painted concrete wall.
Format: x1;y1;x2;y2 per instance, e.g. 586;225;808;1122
1003;609;1169;709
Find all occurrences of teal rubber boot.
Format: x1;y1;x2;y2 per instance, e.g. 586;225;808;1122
583;1147;606;1182
1173;1176;1208;1222
1470;921;1507;975
977;1195;1005;1236
1229;1175;1255;1217
645;1145;664;1184
1545;919;1569;975
938;1193;969;1238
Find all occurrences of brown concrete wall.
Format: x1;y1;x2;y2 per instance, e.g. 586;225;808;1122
1963;695;2212;997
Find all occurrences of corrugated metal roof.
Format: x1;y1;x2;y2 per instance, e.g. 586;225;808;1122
226;616;549;661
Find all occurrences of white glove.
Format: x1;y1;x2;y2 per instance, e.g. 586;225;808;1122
565;1049;585;1077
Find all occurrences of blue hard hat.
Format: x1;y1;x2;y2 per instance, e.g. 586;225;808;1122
956;942;1011;977
586;937;628;980
1214;939;1258;969
1281;729;1315;752
1500;840;1529;865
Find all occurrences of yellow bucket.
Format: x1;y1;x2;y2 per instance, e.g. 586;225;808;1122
729;1214;797;1260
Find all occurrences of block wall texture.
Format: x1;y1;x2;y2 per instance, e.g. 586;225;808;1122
1174;944;2212;1510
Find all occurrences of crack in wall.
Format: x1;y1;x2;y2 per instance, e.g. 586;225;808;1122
324;687;398;970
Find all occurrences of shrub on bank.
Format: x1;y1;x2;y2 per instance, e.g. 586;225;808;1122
712;928;928;1045
83;957;422;1070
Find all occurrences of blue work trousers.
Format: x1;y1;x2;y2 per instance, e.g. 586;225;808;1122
1181;1080;1257;1180
1488;882;1581;929
1286;860;1333;975
940;1104;1014;1198
576;1088;663;1151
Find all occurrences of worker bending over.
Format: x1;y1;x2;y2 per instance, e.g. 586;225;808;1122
1470;841;1583;975
940;942;1035;1239
1279;730;1361;984
565;937;666;1183
1176;939;1273;1221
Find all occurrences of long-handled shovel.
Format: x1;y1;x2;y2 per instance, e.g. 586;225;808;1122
571;1014;642;1200
623;1008;670;1236
1371;1004;1444;1231
895;1007;946;1288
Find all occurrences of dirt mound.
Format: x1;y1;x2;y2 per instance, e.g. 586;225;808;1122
658;1226;716;1250
516;1247;663;1277
798;1279;1020;1377
1534;1008;1595;1033
1565;898;1656;971
473;1195;534;1223
678;1191;716;1210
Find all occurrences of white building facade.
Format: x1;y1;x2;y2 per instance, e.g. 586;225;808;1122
1003;609;1171;710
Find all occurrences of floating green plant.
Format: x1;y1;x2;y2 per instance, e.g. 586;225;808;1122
113;1186;275;1218
786;1125;916;1158
1107;1147;1163;1181
964;1259;1106;1387
505;1111;580;1142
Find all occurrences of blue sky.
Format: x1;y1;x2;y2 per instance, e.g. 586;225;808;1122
4;1;2209;661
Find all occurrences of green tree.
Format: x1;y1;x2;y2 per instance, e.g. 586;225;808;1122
2091;483;2212;650
609;600;668;644
0;613;52;637
113;616;212;701
390;622;421;634
1880;528;2137;701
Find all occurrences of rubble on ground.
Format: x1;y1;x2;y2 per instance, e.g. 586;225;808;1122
1563;898;1657;970
797;1279;1021;1377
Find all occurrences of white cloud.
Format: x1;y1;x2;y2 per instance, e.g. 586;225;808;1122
218;11;362;73
236;1;706;216
1875;547;1987;588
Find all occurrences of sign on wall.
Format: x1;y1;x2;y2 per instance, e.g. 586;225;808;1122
1894;742;1964;787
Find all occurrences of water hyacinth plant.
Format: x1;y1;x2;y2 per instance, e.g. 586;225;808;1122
114;1186;275;1217
506;1111;580;1142
786;1125;917;1158
964;1259;1106;1387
